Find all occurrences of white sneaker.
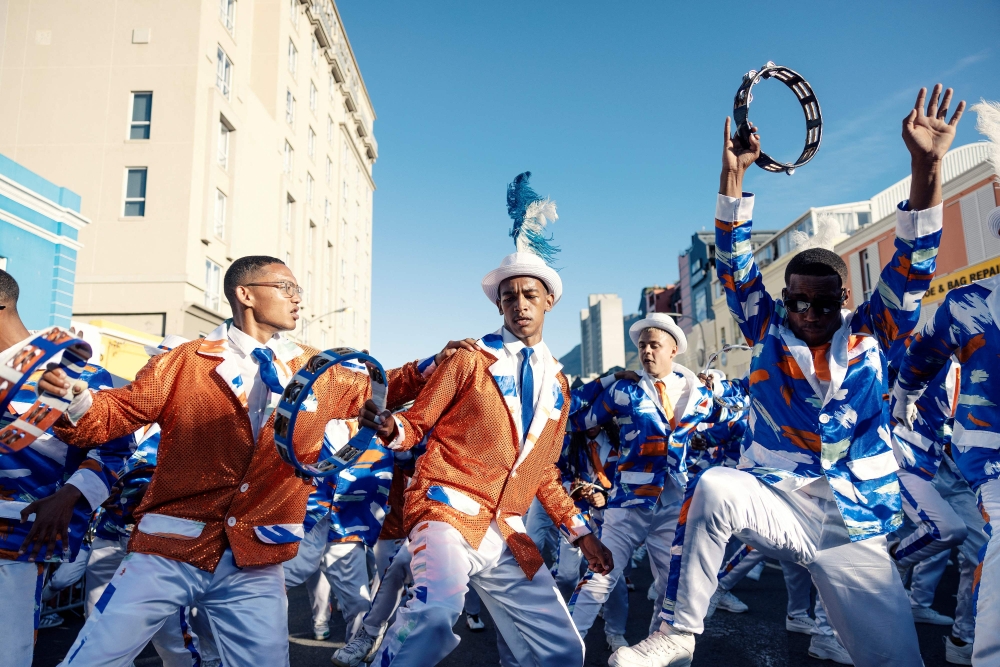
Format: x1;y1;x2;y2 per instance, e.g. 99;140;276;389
609;625;694;667
332;628;377;667
38;613;64;630
746;562;765;581
314;625;330;641
785;615;816;635
944;635;973;665
647;582;658;601
808;634;853;665
713;589;748;613
466;613;485;632
911;605;954;625
607;633;629;651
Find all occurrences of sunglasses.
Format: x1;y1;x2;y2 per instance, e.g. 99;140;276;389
782;289;847;315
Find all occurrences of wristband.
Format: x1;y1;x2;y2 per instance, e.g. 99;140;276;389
0;328;92;454
733;61;822;175
273;347;387;478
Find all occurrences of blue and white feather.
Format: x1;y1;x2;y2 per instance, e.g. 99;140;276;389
506;172;559;265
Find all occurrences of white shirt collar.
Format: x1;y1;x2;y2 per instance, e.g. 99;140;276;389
228;324;276;358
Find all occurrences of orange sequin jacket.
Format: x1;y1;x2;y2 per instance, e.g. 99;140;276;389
390;332;590;578
53;326;427;572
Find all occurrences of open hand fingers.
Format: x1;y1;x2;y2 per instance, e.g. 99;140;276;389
937;87;953;120
949;100;966;127
926;83;942;118
913;87;927;117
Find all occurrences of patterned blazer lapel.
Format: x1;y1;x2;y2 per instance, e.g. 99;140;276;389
638;372;670;424
981;275;1000;325
197;323;249;410
779;325;825;403
478;329;521;438
263;335;303;417
825;313;853;406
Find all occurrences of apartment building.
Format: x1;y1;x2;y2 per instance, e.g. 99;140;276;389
580;293;626;376
0;0;376;347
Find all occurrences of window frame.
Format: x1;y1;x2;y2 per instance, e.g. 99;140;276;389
288;38;298;76
123;167;148;217
284;193;295;233
218;117;232;169
204;259;223;312
214;189;227;239
219;0;236;34
128;92;153;140
284;141;294;174
285;89;296;126
216;46;232;99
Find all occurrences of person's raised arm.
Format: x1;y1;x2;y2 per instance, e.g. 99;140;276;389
384;338;477;410
893;295;961;428
856;85;964;350
716;118;773;346
569;380;624;433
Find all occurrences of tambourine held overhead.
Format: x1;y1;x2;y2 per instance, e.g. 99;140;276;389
733;61;822;175
273;347;387;479
0;328;93;454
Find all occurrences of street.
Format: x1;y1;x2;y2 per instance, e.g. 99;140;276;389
35;547;960;666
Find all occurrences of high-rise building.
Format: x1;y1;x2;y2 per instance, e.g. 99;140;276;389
0;0;376;347
579;293;625;377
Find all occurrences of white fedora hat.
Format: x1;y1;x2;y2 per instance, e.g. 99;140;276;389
629;313;687;354
143;334;189;357
481;251;563;305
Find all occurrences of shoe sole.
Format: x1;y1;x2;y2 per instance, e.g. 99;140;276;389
807;649;851;665
609;653;691;667
717;605;748;614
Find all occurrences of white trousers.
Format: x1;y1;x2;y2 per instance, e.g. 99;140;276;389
84;537;213;666
973;478;1000;664
525;497;560;566
662;467;921;667
364;539;411;636
376;521;584;667
569;493;680;638
896;468;980;567
282;517;372;639
0;559;42;667
60;550;288;667
555;534;630;635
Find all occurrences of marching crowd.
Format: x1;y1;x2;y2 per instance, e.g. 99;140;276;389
2;81;999;667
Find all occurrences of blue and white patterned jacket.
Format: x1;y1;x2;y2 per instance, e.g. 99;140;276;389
891;359;959;481
570;366;743;509
0;355;133;561
93;425;161;541
716;193;942;541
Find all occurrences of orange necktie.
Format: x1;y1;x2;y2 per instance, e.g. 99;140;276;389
655;380;678;430
586;440;613;489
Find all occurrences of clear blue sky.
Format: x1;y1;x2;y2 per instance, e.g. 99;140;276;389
337;1;999;367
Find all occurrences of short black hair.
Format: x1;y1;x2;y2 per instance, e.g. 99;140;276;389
0;270;19;309
224;255;285;307
785;248;848;288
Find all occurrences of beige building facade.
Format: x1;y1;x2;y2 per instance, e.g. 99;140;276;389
580;293;625;377
0;0;376;347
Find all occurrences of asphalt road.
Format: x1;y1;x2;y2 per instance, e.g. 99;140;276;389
34;548;960;666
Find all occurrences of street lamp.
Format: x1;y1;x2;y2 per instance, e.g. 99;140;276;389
299;306;352;345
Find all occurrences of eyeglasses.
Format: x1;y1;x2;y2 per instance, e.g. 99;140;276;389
782;289;847;315
244;282;304;298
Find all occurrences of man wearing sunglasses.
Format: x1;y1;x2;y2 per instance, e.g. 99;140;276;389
612;84;962;667
35;255;470;667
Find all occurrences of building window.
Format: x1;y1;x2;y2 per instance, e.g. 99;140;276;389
288;39;297;76
342;179;348;205
694;290;707;322
353;273;359;292
325;156;332;185
204;259;222;311
214;189;227;238
219;0;236;33
285;89;295;126
327;116;333;143
307;221;316;255
285;251;292;266
289;0;298;27
123;168;147;217
857;211;871;227
320;329;327;348
129;92;152;140
324;198;331;226
306;173;314;204
325;241;333;273
860;248;875;301
340;258;346;282
309;81;317;113
216;46;232;98
284;141;294;174
311;35;319;68
218;118;231;169
307;127;316;159
284;194;294;232
306;270;313;304
341;218;347;241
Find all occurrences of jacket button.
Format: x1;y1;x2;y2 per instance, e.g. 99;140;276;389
240;483;249;493
227;517;236;527
818;414;830;424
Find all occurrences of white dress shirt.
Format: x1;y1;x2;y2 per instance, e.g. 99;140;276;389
227;325;278;440
647;368;686;412
500;326;544;412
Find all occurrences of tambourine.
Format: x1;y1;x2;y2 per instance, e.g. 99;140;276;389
0;328;92;454
733;62;822;175
273;347;387;478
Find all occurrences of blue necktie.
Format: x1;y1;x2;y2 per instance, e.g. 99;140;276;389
519;348;534;439
251;347;285;395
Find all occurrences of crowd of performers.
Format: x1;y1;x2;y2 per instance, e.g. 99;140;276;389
2;82;999;667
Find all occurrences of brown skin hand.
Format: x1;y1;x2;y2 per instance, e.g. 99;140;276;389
638;328;679;379
784;274;849;347
496;276;554;347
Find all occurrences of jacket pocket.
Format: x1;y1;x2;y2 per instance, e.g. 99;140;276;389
137;514;206;540
254;524;305;544
426;485;481;516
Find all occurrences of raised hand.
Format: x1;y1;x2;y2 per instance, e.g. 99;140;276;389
904;84;965;210
359;398;397;443
903;84;965;164
435;338;477;366
720;117;761;197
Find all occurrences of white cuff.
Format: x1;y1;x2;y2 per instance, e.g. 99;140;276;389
600;374;617;389
560;512;593;543
65;468;110;511
715;193;755;223
895;201;943;241
417;356;437;378
386;416;406;451
64;389;93;425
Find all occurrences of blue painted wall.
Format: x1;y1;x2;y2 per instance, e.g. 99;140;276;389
0;154;83;330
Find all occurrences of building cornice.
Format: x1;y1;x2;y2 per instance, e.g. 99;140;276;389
0;173;91;232
0;206;84;251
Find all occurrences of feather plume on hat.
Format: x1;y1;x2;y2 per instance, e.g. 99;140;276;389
971;99;1000;239
507;172;559;265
